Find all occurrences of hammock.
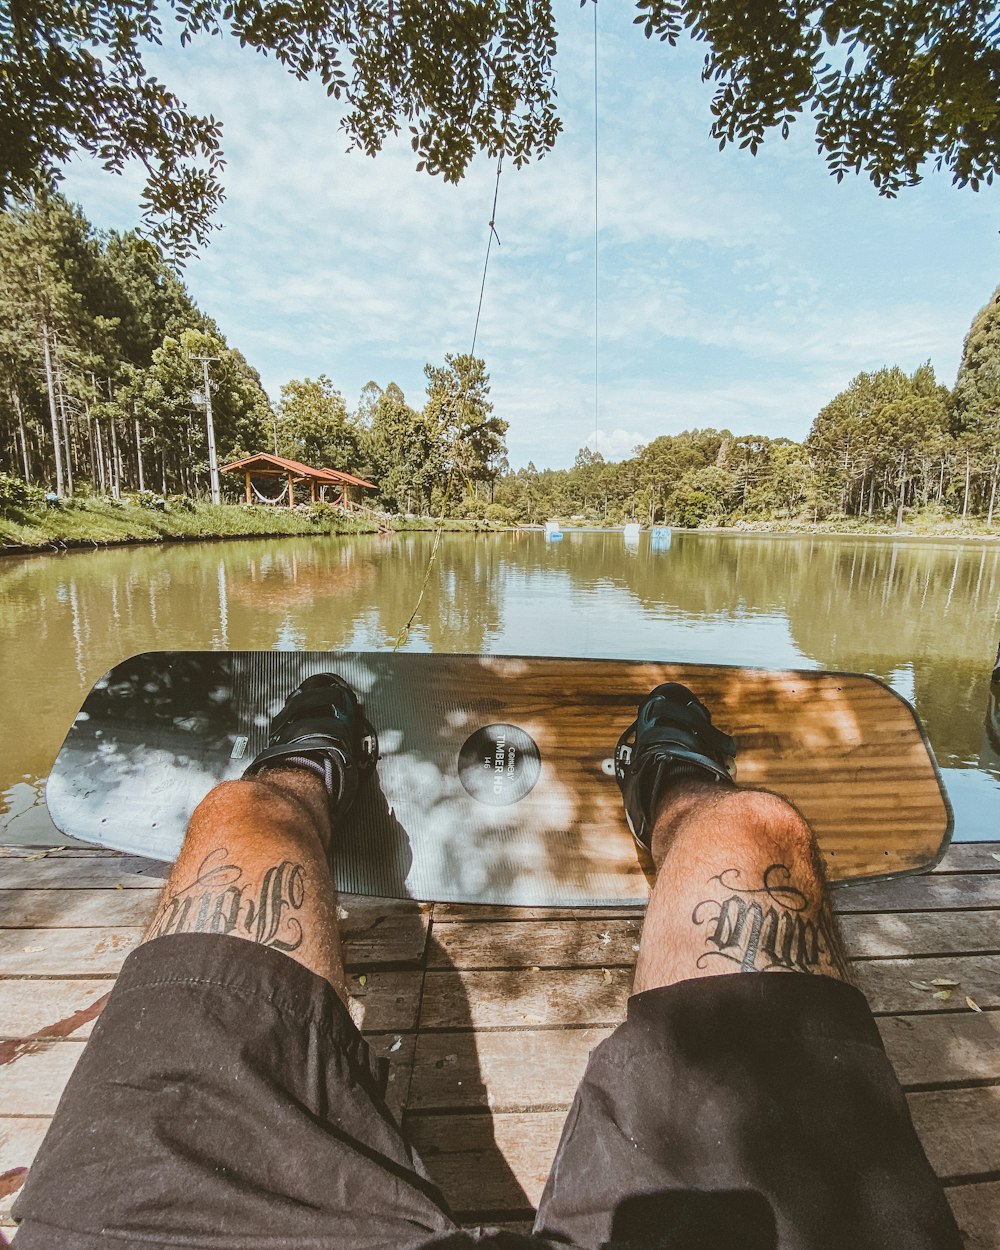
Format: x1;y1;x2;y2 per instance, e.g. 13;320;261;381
251;480;290;504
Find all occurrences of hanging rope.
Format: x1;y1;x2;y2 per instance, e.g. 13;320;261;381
578;0;601;659
471;155;503;357
392;519;448;649
393;152;504;652
592;0;600;464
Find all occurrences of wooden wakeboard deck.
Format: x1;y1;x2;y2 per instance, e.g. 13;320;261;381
46;652;950;903
0;842;997;1244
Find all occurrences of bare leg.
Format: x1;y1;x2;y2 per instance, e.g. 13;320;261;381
143;767;348;1001
535;777;962;1250
634;779;851;992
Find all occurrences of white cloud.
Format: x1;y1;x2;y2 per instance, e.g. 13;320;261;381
585;428;648;460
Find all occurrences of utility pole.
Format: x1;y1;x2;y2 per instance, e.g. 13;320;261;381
191;354;221;504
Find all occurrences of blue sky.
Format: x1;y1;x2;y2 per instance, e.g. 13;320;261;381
61;1;1000;469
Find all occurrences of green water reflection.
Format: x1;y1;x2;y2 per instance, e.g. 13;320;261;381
1;530;997;841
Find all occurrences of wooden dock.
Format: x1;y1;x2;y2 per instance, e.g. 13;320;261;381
1;842;998;1246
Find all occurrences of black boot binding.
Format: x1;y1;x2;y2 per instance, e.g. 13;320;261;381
244;674;379;820
615;682;737;851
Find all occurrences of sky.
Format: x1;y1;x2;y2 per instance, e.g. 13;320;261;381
59;1;1000;470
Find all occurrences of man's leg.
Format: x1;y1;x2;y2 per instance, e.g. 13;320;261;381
535;689;963;1250
143;767;350;994
634;780;851;991
13;692;459;1250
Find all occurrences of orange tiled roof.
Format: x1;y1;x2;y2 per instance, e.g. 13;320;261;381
220;452;375;489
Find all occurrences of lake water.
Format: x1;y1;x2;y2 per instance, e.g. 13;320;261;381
1;529;998;843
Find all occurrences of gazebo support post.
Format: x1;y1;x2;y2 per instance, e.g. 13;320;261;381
245;471;251;504
287;472;295;508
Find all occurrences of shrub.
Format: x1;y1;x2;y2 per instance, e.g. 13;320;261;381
0;473;47;516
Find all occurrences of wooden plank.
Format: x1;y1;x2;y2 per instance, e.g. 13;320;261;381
421;961;998;1031
909;1087;1000;1181
338;898;431;968
0;846;123;859
6;973;990;1086
0;980;113;1041
0;889;156;928
0;1118;50;1224
347;970;424;1033
0;835;988;871
0;1041;84;1115
425;959;998;1032
404;1110;563;1212
0;898;427;969
429;919;643;970
418;968;630;1031
0;969;421;1043
0;925;423;977
358;1032;417;1121
410;1013;1000;1115
946;1182;1000;1250
409;1028;611;1112
0;928;141;977
841;911;1000;958
834;874;1000;913
932;843;1000;874
432;905;645;922
0;859;167;891
434;911;999;969
878;1013;1000;1087
854;955;1000;1014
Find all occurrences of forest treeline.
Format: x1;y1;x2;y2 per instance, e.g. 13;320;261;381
1;195;998;530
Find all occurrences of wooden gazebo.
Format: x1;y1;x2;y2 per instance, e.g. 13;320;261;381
220;453;376;510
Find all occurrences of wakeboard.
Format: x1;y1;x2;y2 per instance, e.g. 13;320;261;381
46;652;952;905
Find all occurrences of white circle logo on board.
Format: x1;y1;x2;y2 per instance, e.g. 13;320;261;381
458;723;541;805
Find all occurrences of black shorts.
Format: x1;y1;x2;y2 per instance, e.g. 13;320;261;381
12;934;961;1250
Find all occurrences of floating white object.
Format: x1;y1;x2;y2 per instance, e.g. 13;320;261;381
544;519;563;540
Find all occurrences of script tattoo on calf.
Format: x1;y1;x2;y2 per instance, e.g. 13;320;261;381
692;863;848;977
148;848;306;952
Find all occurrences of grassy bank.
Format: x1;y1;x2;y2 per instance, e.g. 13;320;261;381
0;497;491;554
554;508;1000;539
711;512;1000;539
5;495;996;555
